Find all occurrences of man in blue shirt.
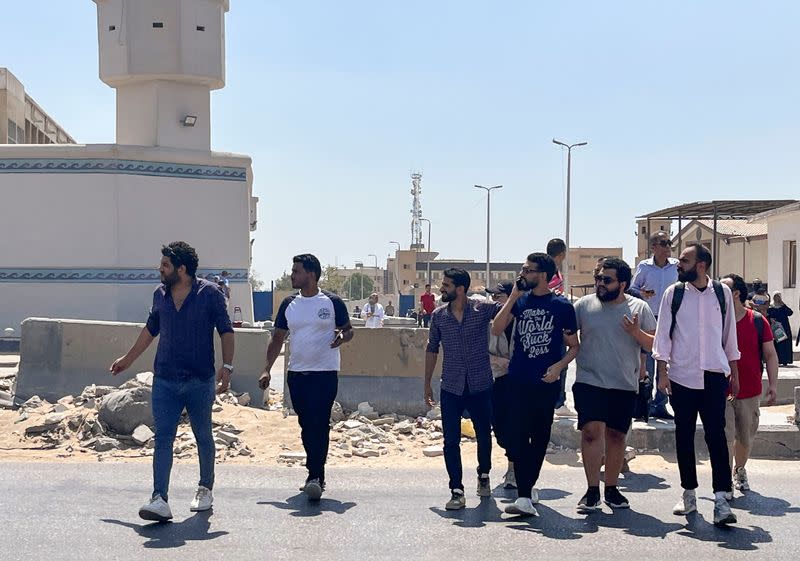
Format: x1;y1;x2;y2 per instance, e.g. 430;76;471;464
492;252;579;516
630;231;679;419
425;268;500;510
110;241;234;522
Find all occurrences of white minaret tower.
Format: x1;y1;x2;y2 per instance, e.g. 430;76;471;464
410;172;424;250
93;0;229;150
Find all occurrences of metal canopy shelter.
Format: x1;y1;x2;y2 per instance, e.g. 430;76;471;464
637;200;797;277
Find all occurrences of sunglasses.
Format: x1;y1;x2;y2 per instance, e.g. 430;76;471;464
521;266;542;274
655;240;672;247
594;275;617;285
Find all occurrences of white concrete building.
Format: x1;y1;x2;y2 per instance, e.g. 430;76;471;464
750;202;800;336
0;0;256;330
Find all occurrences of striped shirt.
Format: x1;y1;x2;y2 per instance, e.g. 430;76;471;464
426;300;501;395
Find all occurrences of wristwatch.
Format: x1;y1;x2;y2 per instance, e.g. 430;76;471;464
222;363;234;373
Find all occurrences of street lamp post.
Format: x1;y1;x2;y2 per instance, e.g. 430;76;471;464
419;218;432;286
355;261;364;300
367;253;378;295
389;241;401;297
474;185;502;288
552;139;588;298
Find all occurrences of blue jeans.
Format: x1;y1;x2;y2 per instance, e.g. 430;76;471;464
152;374;216;501
440;388;493;491
646;352;669;413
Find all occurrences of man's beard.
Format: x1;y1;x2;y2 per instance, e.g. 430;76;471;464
678;266;699;283
596;287;620;302
441;291;456;302
161;270;179;287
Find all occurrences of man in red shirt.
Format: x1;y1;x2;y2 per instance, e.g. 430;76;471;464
720;274;779;494
420;284;437;328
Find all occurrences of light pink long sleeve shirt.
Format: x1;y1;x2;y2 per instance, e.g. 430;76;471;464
652;277;740;390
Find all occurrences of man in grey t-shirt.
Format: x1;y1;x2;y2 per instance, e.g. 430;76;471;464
573;257;656;514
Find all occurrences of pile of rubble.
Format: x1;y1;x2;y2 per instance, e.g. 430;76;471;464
9;372;254;460
278;401;470;466
0;372;13;409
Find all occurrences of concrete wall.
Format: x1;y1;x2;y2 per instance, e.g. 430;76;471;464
766;212;800;337
15;317;269;404
283;327;443;417
0;144;255;329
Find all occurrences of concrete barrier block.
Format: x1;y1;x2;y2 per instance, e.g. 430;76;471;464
16;318;269;404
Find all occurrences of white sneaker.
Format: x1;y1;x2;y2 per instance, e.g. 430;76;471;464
733;467;750;492
672;489;697;515
713;494;737;526
555;405;577;418
531;488;540;504
139;495;173;522
504;497;538;516
189;486;213;511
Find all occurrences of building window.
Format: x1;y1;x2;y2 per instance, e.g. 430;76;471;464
403;264;410;270
152;22;164;28
784;240;797;289
7;119;17;143
196;25;205;31
641;226;646;234
108;25;116;31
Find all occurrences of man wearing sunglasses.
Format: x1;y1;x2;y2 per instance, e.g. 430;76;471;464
492;253;579;516
573;258;656;512
631;231;679;419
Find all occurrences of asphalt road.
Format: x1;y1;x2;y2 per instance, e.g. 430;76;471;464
3;460;799;561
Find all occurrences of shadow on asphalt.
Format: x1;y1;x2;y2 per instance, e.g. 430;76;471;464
546;449;582;468
617;471;670;493
429;497;505;528
677;511;772;551
258;493;356;517
728;490;800;517
101;510;228;549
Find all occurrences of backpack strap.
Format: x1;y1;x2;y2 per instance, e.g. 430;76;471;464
753;311;765;366
711;279;726;329
669;282;686;340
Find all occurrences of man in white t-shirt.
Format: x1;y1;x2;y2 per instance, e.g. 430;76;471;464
260;254;353;500
361;293;385;328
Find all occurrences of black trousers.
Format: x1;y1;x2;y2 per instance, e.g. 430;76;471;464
506;380;559;499
287;371;338;484
492;375;513;453
670;372;732;493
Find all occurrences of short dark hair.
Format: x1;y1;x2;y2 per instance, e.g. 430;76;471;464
293;253;322;281
687;243;712;268
162;241;199;277
546;238;567;258
722;273;748;304
649;231;670;246
601;257;632;288
443;268;471;292
527;252;556;282
425;284;431;289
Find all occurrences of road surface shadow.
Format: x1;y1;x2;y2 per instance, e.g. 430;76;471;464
728;490;800;517
429;496;505;528
677;511;772;551
101;510;228;549
506;503;597;540
617;471;670;493
579;507;683;539
258;493;356;517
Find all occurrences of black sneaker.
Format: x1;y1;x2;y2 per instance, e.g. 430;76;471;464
604;486;630;509
477;474;491;497
303;478;324;501
577;488;602;513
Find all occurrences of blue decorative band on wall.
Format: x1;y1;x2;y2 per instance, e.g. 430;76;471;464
0;268;249;284
0;158;247;182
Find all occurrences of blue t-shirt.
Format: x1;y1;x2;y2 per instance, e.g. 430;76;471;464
507;292;577;383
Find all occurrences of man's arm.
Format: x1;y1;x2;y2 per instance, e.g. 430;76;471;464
630;263;647;291
110;327;155;375
259;328;288;389
424;351;439;407
543;331;579;383
216;331;235;393
492;284;521;336
762;340;779;405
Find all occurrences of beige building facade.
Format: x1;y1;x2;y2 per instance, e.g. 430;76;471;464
1;68;75;145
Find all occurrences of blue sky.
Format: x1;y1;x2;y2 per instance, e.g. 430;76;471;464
6;1;799;282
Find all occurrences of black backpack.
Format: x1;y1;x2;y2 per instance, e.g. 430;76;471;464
668;280;726;340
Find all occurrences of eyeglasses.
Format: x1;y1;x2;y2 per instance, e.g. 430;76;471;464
521;267;542;274
655;240;672;247
594;275;617;285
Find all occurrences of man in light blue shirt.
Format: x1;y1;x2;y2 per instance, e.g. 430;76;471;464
631;231;678;419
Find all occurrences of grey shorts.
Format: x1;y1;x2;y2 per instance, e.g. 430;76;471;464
725;395;760;450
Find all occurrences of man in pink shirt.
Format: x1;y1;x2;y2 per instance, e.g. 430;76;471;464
653;243;740;526
420;284;436;328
